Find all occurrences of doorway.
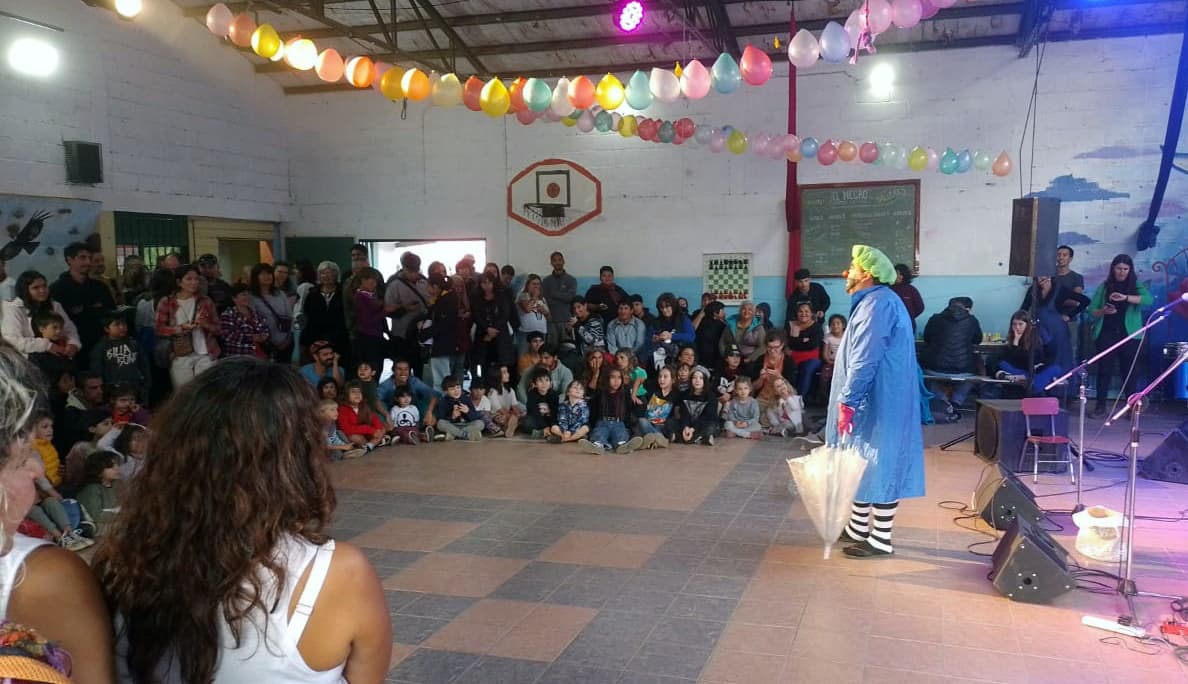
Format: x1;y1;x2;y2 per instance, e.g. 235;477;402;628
369;239;487;278
219;239;273;286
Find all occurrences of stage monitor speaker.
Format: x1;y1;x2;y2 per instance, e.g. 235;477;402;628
989;517;1074;603
1140;419;1188;484
974;399;1069;473
1009;198;1060;277
974;464;1046;531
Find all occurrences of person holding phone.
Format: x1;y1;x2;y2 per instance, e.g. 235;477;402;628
1087;254;1152;417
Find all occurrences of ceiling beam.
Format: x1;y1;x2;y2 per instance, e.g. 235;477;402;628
281;18;1183;95
704;0;742;58
410;0;486;74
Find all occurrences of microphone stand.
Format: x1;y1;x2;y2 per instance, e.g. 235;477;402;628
1105;348;1188;624
1044;308;1173;513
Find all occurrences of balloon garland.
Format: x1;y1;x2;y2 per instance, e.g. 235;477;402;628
203;2;1011;176
518;105;1012;177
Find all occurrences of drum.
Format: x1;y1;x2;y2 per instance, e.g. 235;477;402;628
1164;342;1188;400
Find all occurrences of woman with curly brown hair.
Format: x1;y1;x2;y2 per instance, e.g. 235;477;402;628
94;357;391;683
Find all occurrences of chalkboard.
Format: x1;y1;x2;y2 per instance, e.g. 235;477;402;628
799;180;919;277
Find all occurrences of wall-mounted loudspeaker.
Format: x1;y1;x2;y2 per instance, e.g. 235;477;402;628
988;517;1073;604
64;141;103;185
1009;198;1060;277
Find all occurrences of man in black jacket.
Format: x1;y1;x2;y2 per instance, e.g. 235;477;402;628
584;266;629;323
786;268;831;327
50;241;115;367
922;296;983;419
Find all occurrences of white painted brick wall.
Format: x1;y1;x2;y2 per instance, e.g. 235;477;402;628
0;0;290;220
285;34;1179;281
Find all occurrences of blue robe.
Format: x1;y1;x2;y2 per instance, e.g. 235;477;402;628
826;285;926;503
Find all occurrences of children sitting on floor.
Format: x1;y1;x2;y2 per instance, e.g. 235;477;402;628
75;450;124;537
548;380;590;444
388;387;422;445
27;413;92;550
679;366;718;446
766;377;805;436
317;377;340;402
486;365;522;438
62;409;114;493
637;365;677;449
579;367;644;455
337;380;386;451
521;368;559;437
110;422;148;480
615;349;648;405
355;361;392;432
468;379;503;437
715;344;746;410
107;383;148;427
429;375;484;442
723;377;763;440
517;331;545;376
28;311;72;395
322;398;364;459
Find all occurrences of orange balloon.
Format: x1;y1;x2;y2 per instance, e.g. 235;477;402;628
462;76;483;111
508;77;527;112
315;49;344;82
837;140;858;162
992;151;1013;177
228;14;256;48
402;69;430;100
568;75;595;110
345;56;376;88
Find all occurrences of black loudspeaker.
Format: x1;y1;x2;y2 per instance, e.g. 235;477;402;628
64;141;103;185
974;399;1069;473
989;517;1074;603
974;464;1046;531
1141;420;1188;484
1009;198;1060;277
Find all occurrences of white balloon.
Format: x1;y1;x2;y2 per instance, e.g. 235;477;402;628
787;29;820;69
550;77;572;116
649;68;681;103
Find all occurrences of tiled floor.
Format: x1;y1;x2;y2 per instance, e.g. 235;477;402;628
329;404;1188;684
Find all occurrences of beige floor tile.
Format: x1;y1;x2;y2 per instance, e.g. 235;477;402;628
700;649;785;683
869;611;943;643
732;599;806;628
382;553;528;597
790;626;854;663
716;622;798;656
350;518;478;551
1021;655;1110;684
781;656;865;684
941;644;1029;683
387;643;415;671
488;604;598;661
861;666;958;684
537;530;666;568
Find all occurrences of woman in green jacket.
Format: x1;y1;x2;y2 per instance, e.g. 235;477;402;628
1087;254;1152;416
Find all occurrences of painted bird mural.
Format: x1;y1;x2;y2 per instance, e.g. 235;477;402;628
0;210;52;261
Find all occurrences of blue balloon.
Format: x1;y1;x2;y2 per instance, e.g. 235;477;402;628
694;125;713;145
800;136;819;158
956;149;973;173
818;22;852;64
710;53;741;94
721;125;734;135
625;70;652;110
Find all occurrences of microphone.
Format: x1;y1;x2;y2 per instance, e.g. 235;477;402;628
1152;292;1188;316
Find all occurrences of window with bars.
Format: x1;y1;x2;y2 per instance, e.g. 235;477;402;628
113;212;189;273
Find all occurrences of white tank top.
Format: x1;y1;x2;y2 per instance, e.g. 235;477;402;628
117;536;344;683
0;534;51;617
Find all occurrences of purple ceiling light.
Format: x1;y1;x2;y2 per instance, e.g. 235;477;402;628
615;1;645;33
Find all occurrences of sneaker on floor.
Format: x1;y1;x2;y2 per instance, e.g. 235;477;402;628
466;428;483;441
63;533;93;552
615;436;644;454
406;431;420;445
379;435;393;447
578;439;606;455
488;428;505;438
343;448;366;459
706;435;715;447
546;434;562;444
425;426;437;442
530;429;544;439
443;432;455;441
652;433;668;449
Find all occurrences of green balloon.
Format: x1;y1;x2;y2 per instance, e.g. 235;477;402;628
595;110;613;133
625;70;652;110
658;121;675;143
524;78;552;112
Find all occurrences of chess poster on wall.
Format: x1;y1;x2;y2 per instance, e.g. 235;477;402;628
702;253;753;305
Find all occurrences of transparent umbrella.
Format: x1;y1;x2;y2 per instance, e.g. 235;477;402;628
786;440;869;559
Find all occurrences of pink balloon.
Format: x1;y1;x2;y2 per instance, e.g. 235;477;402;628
782;135;802;155
891;0;923;28
315;49;344;82
865;0;893;34
739;45;773;86
709;131;726;153
919;0;939;20
859;141;879;163
516;109;536;125
752;134;771;157
205;3;233;36
680;59;711;99
817;140;838;165
926;146;939;170
844;10;867;49
371;62;391;92
932;0;956;7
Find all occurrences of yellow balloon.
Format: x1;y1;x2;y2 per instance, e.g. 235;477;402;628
380;66;405;100
595;73;625;110
727;130;748;154
561;116;578;128
907;146;928;171
250;23;282;59
480;78;510;117
432;73;463;107
619;114;637;137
